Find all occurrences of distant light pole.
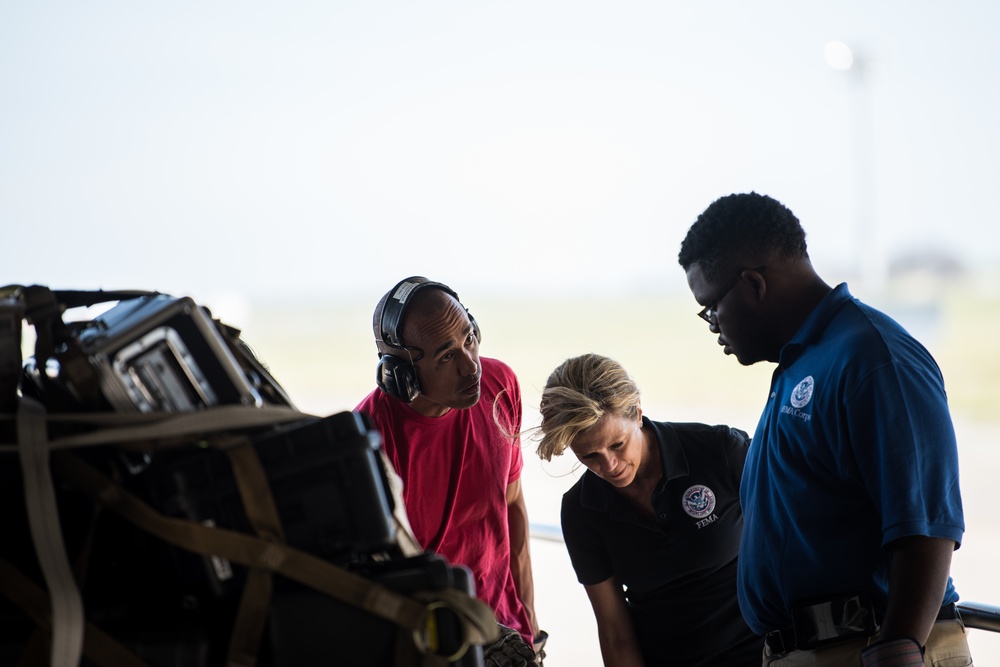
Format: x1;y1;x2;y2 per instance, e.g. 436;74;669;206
825;40;884;295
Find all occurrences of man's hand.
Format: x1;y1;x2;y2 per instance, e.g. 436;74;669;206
861;638;924;666
484;623;536;667
532;630;548;666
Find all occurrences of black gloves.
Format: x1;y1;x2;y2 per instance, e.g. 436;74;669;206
483;624;536;667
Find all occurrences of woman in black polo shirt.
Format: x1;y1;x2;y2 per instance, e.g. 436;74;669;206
535;353;761;666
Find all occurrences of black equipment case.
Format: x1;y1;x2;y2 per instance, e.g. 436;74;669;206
135;411;401;597
1;286;491;667
56;293;265;412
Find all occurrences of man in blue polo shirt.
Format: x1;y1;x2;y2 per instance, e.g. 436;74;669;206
677;192;972;666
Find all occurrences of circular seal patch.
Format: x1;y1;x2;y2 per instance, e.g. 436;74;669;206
790;375;815;409
682;485;717;519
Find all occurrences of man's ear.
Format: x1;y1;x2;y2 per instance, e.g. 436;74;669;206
744;268;767;303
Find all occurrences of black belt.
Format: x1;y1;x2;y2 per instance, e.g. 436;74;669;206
764;603;959;654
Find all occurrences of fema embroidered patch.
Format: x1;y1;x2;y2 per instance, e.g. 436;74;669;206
790;375;814;409
682;485;717;519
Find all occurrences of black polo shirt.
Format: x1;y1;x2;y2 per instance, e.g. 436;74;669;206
560;418;760;666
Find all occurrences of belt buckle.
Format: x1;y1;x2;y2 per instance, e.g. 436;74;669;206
791;593;878;651
937;603;958;621
765;628;792;655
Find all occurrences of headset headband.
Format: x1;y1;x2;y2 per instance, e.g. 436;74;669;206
376;277;460;350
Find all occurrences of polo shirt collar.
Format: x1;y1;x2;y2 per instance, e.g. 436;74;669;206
779;282;854;367
646;418;690;483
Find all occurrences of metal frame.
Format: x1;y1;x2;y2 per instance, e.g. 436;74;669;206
958;601;1000;633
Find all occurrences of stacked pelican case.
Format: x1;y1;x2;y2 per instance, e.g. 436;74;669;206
0;285;489;666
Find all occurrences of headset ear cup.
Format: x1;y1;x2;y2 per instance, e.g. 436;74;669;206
376;354;420;403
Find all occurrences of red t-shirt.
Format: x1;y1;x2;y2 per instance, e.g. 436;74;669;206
355;357;531;637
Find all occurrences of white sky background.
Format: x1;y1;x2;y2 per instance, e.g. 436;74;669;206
5;6;1000;662
3;1;999;308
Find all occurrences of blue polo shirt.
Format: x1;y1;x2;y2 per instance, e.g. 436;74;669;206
738;283;965;636
562;418;761;665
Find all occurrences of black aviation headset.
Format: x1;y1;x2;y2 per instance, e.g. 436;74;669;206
373;276;481;403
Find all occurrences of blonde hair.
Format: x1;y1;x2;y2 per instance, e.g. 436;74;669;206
536;353;641;461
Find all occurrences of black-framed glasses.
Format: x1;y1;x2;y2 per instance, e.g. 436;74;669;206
697;266;765;323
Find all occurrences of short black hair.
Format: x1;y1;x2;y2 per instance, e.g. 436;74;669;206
678;192;809;280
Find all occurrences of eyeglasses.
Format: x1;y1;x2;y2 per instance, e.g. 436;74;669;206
697;266;765;323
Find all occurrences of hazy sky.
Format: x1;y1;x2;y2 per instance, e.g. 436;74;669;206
3;1;998;309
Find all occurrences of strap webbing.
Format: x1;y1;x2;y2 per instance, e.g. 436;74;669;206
5;402;500;663
0;404;310;452
49;449;498;646
16;397;84;667
222;439;287;667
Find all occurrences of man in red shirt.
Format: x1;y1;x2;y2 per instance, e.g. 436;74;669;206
356;276;543;664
